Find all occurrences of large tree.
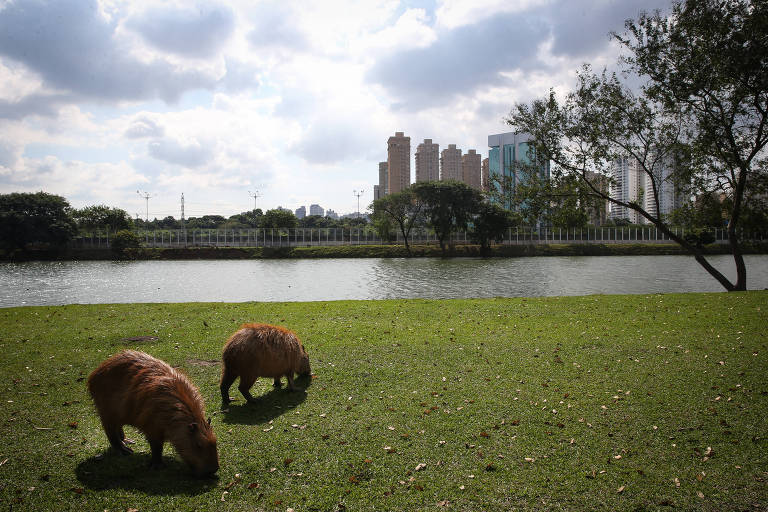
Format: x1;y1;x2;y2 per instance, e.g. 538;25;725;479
370;188;424;256
262;208;298;229
412;180;483;255
0;192;77;253
508;0;767;291
72;205;133;232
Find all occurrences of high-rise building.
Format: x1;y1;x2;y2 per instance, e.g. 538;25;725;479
642;157;685;222
482;158;489;191
462;149;482;190
387;132;410;194
373;184;381;201
440;144;462;181
326;209;339;220
415;139;439;182
585;170;610;226
608;156;643;224
378;161;388;196
309;204;324;217
488;132;550;209
295;205;306;219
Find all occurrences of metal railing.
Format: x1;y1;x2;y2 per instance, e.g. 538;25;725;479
70;227;764;249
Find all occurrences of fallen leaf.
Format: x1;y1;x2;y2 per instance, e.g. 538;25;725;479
284;458;293;466
697;491;704;499
248;483;260;489
617;486;625;494
524;457;534;463
68;421;78;429
415;463;426;472
479;432;489;438
674;478;680;488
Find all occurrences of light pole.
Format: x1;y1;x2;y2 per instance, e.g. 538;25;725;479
136;190;152;222
353;189;364;219
248;190;260;211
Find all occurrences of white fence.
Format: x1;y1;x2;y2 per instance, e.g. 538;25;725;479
70;226;764;249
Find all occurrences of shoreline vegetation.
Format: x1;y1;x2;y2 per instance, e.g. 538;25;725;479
2;241;768;261
0;293;766;510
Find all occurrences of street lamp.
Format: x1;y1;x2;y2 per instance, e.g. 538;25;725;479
136;190;152;222
353;189;365;219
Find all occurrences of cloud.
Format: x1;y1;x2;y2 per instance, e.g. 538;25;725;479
127;3;235;59
247;3;309;51
124;116;165;139
367;11;548;109
148;137;213;168
0;0;218;116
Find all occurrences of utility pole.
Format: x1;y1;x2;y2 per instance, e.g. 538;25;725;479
353;189;364;219
248;190;260;211
180;193;186;247
136;190;152;222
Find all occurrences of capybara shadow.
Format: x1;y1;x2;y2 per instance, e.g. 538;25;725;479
75;452;218;495
221;375;312;426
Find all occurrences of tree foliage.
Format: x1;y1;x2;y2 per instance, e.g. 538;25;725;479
72;205;133;232
471;202;512;253
412;181;483;254
0;192;77;253
262;209;298;229
370;188;424;255
508;0;767;291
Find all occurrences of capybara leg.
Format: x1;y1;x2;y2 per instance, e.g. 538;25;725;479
273;378;282;388
220;370;237;409
148;438;165;469
285;373;296;391
106;424;133;455
238;374;258;403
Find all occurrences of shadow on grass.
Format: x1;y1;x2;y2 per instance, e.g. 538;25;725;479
221;374;313;426
75;451;219;495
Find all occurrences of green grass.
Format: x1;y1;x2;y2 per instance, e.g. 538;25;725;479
1;293;767;511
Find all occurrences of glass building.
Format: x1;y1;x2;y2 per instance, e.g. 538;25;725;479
487;132;549;210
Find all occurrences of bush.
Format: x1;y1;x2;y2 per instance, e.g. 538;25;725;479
111;230;143;257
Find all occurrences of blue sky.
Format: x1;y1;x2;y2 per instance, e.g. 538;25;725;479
0;0;671;219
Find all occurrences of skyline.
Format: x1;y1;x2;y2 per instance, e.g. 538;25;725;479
0;0;672;219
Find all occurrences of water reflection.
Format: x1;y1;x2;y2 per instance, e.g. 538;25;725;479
2;255;767;307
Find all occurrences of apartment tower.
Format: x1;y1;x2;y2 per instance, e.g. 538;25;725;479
440;144;462;181
462;149;482;190
608;156;643;224
378;161;388;196
387;132;411;194
415;139;440;182
482;157;489;191
488;131;550;209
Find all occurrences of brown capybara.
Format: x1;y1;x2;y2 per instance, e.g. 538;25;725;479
87;350;219;476
220;323;311;408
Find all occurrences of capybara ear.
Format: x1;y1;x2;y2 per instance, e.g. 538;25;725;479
207;417;212;426
188;422;198;433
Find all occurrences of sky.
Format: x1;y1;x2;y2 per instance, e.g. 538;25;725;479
0;0;673;220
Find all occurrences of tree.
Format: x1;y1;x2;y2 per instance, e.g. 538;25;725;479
110;229;142;258
370;188;424;256
508;0;767;291
73;205;133;232
412;181;483;255
471;202;512;254
0;192;77;253
262;209;298;229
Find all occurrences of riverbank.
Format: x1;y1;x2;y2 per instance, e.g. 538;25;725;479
7;241;768;261
1;293;766;510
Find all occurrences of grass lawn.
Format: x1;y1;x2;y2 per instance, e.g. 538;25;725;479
0;292;766;511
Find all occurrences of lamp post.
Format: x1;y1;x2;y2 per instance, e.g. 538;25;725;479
353;189;364;219
136;190;152;222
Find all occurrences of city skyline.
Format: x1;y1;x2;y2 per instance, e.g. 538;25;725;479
0;0;673;219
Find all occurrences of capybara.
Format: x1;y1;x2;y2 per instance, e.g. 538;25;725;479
87;350;219;476
220;323;311;408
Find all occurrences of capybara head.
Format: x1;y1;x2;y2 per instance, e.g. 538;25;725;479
171;418;219;477
298;350;311;377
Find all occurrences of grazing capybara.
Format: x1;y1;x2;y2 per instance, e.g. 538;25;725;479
220;323;311;408
87;350;219;476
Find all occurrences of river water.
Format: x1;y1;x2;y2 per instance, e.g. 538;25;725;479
1;255;767;307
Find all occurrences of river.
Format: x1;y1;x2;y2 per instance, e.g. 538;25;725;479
2;255;767;307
